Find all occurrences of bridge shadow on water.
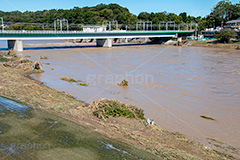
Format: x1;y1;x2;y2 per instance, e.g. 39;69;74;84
0;43;157;51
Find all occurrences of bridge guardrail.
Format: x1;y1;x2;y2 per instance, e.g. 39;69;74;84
0;30;195;34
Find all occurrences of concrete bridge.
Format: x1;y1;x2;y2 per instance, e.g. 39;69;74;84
0;30;194;51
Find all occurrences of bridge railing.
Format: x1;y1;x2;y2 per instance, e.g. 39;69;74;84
0;30;195;34
1;21;198;32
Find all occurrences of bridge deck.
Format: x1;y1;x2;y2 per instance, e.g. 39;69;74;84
0;30;194;40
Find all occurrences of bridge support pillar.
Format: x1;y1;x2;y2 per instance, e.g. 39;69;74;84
96;38;112;48
8;40;23;51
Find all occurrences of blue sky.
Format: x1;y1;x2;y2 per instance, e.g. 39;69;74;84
0;0;239;17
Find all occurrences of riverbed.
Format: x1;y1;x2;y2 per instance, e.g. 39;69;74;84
16;44;240;152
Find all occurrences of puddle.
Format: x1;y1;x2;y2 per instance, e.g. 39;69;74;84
0;97;32;118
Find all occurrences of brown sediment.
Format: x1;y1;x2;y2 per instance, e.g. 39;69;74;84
0;51;238;159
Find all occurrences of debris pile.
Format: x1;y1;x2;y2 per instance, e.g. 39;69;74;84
90;98;145;120
31;61;44;72
117;79;129;86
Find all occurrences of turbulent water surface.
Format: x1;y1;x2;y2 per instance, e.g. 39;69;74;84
15;44;240;151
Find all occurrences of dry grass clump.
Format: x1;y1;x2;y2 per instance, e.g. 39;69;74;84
0;55;9;62
40;56;48;60
1;52;43;73
2;58;32;71
91;98;145;120
18;58;29;63
60;77;88;86
117;79;129;86
60;77;78;82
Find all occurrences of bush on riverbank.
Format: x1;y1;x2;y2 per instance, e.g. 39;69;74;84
214;29;236;43
91;99;145;120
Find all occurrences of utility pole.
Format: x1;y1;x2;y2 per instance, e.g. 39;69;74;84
136;21;145;31
111;20;118;30
54;18;68;31
145;21;152;30
103;20;111;30
60;19;62;31
62;19;69;31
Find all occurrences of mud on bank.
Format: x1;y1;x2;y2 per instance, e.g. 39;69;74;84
0;51;238;159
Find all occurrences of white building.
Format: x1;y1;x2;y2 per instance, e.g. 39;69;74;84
83;25;107;32
225;18;240;29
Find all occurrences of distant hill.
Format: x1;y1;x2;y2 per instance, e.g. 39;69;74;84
0;3;137;24
1;1;239;31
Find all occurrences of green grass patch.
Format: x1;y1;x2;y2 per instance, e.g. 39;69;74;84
0;98;158;160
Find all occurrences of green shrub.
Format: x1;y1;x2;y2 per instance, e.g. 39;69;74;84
214;29;235;43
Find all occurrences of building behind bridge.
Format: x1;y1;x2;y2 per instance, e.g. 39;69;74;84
225;18;240;29
83;25;107;32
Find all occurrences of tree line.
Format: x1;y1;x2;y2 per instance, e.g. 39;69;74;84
0;0;239;31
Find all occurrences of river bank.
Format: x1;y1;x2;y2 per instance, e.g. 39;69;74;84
190;41;240;49
0;51;238;159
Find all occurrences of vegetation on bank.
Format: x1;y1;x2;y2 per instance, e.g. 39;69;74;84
0;1;240;31
91;99;145;120
191;40;240;49
214;29;237;43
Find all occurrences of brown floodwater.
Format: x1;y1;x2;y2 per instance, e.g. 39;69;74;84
18;45;240;154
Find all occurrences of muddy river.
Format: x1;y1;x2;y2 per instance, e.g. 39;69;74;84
14;44;240;152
